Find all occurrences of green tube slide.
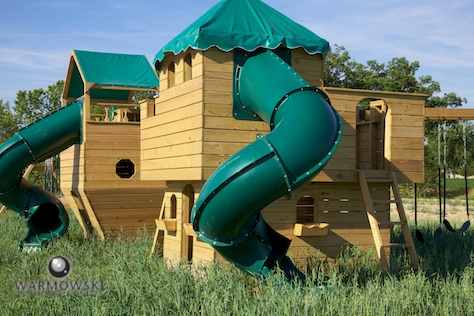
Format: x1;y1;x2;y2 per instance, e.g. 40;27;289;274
0;99;82;250
191;50;342;281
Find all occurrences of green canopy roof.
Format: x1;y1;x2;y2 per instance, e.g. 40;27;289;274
64;50;159;103
154;0;329;66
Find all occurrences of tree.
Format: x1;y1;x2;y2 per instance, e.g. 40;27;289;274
132;90;157;104
10;80;65;189
324;45;442;96
13;80;64;128
324;45;370;89
0;99;19;143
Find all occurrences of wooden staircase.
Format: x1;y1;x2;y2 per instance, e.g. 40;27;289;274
359;171;419;273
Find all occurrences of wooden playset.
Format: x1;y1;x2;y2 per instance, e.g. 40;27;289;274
60;50;165;239
5;0;474;275
56;0;431;273
144;49;426;271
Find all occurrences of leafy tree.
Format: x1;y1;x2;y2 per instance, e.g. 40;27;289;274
366;58;420;92
324;45;370;89
132;90;157;104
325;45;443;96
0;99;19;143
13;80;64;128
9;80;65;189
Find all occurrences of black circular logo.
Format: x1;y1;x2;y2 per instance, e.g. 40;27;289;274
47;256;71;278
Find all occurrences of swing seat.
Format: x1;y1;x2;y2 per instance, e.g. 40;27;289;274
416;226;442;245
443;219;470;234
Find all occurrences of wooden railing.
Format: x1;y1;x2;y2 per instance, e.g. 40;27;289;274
89;103;140;122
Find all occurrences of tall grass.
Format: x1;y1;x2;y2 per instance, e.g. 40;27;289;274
1;210;474;315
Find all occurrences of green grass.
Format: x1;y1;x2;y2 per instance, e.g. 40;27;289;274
400;178;474;199
1;211;474;315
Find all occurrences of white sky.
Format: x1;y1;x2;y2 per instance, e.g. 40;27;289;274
0;0;473;107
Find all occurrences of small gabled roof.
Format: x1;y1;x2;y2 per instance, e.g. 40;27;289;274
63;50;159;103
154;0;330;67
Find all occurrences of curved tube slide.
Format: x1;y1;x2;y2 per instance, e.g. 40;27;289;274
0;99;82;250
192;51;342;280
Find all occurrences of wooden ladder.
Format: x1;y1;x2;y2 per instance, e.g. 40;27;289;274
359;171;419;273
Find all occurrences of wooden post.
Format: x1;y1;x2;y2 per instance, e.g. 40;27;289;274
0;164;36;217
82;87;91;142
139;99;155;119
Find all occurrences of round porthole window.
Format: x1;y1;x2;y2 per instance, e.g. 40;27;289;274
116;159;135;178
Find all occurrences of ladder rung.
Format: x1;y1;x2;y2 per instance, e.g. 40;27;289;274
360;171;419;272
383;243;408;248
372;199;400;204
365;178;392;183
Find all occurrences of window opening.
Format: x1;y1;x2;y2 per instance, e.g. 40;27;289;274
116;159;135;178
168;62;175;88
297;196;315;223
184;54;192;82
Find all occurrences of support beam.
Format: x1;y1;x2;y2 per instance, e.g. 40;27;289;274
424;108;474;121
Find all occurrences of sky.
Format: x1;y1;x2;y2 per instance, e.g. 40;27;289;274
0;0;473;107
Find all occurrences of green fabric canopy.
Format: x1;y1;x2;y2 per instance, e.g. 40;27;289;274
154;0;330;66
65;50;159;102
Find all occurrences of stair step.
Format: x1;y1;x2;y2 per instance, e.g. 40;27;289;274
379;221;404;228
383;243;408;248
365;178;392;183
372;199;400;204
399;265;415;271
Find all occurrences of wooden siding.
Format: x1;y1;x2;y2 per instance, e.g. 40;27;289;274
159;181;390;268
291;48;324;87
385;98;426;183
146;49;426;184
201;48;323;179
156;181;215;265
83;122;165;236
424;107;474;120
60;144;92;237
61;122;166;238
141;51;204;181
314;89;358;182
202;48;269;179
263;182;391;264
319;87;427;183
86;187;165;237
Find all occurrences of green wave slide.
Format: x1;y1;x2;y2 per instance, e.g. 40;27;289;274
191;50;343;281
0;99;82;250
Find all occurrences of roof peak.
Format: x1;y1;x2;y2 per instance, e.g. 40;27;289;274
63;50;158;103
154;0;329;66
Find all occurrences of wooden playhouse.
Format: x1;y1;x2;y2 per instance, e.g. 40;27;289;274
60;50;166;239
145;48;427;271
141;0;427;272
58;0;431;273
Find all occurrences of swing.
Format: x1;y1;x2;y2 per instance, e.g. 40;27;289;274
414;121;443;244
414;183;442;244
442;121;471;233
